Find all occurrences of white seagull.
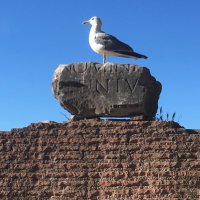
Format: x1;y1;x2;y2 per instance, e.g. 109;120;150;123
83;16;148;64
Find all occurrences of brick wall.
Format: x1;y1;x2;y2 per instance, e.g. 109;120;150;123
0;120;199;199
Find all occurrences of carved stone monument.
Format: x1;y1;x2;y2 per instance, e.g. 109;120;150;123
52;62;161;119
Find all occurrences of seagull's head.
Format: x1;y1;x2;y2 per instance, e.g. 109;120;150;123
83;16;102;27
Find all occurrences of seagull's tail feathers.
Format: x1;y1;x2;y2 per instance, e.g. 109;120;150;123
114;50;148;60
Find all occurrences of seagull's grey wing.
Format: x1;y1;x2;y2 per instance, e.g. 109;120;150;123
95;32;134;52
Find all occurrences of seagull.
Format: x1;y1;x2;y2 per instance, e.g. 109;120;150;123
83;16;148;64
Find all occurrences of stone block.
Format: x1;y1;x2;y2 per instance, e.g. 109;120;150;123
52;62;161;119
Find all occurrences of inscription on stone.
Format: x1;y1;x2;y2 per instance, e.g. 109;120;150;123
52;62;162;118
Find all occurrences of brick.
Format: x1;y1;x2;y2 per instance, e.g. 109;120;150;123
0;120;199;199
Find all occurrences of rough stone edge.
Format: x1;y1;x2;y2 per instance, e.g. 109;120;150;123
3;120;183;131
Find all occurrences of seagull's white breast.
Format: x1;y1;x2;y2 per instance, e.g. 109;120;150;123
89;30;105;55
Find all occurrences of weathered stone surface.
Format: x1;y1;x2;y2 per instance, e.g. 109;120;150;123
52;62;162;118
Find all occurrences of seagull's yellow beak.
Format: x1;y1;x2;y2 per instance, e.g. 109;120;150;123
82;20;89;24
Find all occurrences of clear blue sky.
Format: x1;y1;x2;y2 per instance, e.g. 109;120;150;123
1;0;200;130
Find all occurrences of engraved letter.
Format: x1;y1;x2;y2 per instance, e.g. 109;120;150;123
125;78;138;93
73;63;88;73
96;79;109;94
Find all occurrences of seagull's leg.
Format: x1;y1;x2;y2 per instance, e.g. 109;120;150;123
103;54;106;64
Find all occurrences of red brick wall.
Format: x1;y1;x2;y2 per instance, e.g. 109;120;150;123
0;120;199;199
